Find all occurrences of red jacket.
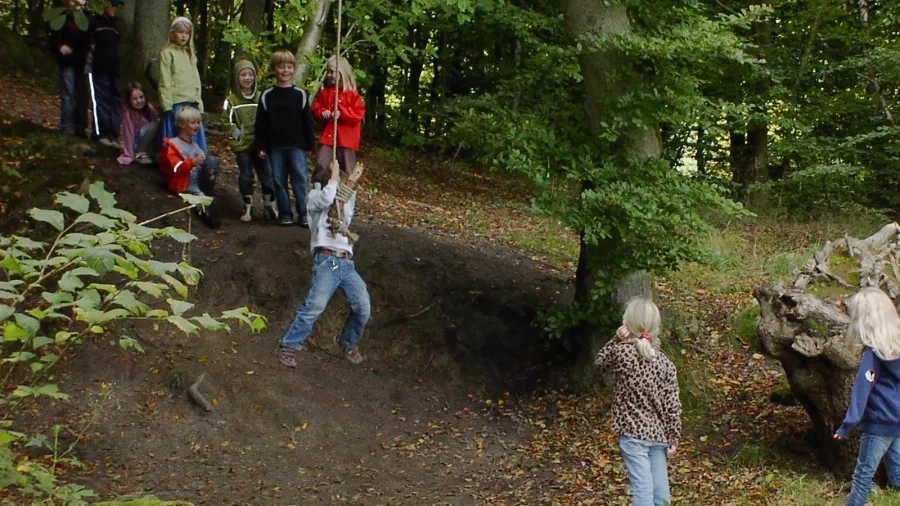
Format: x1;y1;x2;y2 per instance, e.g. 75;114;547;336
311;87;365;150
158;137;196;194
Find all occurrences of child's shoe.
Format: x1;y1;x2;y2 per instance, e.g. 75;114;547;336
334;336;364;364
98;137;121;149
276;344;298;368
263;195;279;220
134;152;154;165
299;216;309;228
279;215;294;226
240;195;253;222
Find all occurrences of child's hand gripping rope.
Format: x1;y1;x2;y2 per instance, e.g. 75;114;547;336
327;162;365;244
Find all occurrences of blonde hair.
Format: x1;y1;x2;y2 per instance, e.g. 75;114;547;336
164;17;196;64
175;106;201;126
269;50;297;70
327;56;357;92
847;287;900;360
623;298;662;361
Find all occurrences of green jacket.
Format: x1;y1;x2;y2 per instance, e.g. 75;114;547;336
223;59;260;153
158;43;203;113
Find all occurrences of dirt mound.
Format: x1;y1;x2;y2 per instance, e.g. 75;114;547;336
13;138;574;504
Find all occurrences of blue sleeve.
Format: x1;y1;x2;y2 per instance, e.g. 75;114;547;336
837;348;878;438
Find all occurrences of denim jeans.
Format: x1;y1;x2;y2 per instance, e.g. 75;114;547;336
281;253;370;351
59;66;87;134
269;148;308;220
847;433;900;506
188;155;219;196
619;436;671;506
236;150;275;197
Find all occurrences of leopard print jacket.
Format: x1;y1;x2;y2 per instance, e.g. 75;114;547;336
595;340;682;446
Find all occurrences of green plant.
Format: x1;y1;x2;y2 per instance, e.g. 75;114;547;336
0;183;266;504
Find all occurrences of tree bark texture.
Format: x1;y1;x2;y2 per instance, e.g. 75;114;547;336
293;0;331;88
560;0;656;384
755;223;900;477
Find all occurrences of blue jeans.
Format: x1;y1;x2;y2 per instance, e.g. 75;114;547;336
269;148;308;220
236;151;275;197
847;433;900;506
59;66;87;134
619;436;671;506
281;253;370;351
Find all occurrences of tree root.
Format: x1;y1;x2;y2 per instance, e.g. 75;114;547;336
188;372;214;412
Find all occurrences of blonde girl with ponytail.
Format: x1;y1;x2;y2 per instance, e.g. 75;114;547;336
595;298;682;506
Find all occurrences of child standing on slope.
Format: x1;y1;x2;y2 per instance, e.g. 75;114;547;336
276;159;369;367
835;287;900;506
254;50;316;227
223;60;278;222
49;0;90;137
158;17;206;152
117;82;159;165
595;298;682;506
311;56;365;176
85;0;124;148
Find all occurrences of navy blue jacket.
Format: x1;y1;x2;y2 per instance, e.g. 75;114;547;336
85;12;120;75
836;347;900;438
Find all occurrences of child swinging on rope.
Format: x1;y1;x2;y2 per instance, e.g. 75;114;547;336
311;56;365;176
276;158;368;367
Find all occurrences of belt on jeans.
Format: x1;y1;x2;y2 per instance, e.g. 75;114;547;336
315;248;351;259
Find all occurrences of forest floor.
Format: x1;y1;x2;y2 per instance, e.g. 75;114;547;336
0;75;895;505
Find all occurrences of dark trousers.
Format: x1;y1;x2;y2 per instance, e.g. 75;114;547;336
88;72;121;139
59;66;89;135
236;150;276;197
315;145;356;179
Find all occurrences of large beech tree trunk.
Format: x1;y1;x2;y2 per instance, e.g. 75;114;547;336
560;0;655;383
755;223;900;477
118;0;170;86
293;0;331;88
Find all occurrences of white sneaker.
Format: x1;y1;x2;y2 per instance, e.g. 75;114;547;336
240;204;252;222
98;137;121;149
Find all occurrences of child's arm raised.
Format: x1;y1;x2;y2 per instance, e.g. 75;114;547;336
306;160;341;212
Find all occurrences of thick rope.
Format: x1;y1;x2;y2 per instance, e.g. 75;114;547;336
331;0;343;164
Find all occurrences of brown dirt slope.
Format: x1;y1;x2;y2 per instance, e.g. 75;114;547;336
2;77;575;505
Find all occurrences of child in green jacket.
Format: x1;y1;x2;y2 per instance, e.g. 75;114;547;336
223;60;278;221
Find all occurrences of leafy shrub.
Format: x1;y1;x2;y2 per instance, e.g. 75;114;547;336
0;183;265;503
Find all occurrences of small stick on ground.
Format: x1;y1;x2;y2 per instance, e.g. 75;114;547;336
188;372;214;412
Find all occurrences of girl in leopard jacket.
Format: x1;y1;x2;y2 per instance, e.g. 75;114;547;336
595;298;682;506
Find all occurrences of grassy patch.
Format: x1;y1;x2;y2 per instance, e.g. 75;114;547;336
506;220;579;270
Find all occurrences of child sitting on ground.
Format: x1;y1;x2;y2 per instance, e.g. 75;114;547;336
595;298;682;506
159;106;220;227
834;287;900;506
276;159;369;367
118;82;159;165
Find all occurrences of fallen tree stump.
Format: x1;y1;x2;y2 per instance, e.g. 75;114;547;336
754;223;900;478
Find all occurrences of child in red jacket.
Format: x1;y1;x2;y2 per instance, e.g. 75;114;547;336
311;56;365;176
159;106;220;226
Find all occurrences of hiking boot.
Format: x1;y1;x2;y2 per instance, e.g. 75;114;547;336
276;344;299;368
279;215;294;226
263;195;279;220
240;195;252;222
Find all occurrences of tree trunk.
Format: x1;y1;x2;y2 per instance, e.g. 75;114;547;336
560;0;655;383
196;0;208;80
293;0;331;88
117;0;170;87
756;223;900;477
241;0;268;37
